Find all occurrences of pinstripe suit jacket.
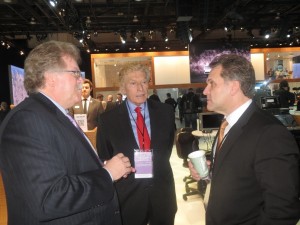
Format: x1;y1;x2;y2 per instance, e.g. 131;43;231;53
0;93;121;225
69;97;104;130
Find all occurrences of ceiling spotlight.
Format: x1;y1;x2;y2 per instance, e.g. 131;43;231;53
29;17;36;25
287;29;293;38
148;30;154;39
161;29;168;42
49;0;57;7
59;8;65;17
132;15;139;23
120;33;127;44
264;30;271;39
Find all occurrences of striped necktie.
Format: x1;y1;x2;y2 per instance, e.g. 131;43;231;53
216;119;228;151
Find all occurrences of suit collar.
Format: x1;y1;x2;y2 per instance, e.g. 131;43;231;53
31;93;102;166
212;102;258;176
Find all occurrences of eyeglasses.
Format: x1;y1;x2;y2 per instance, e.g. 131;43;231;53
60;70;82;79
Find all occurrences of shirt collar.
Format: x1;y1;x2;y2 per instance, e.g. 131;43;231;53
39;91;67;115
82;96;91;101
126;99;147;112
226;99;252;128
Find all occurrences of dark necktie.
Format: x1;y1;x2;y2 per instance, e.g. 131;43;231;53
83;99;87;114
217;119;228;151
135;107;151;151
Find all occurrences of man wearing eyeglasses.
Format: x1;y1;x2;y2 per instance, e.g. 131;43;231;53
0;41;135;225
69;78;104;130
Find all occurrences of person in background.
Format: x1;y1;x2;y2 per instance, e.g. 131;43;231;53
96;93;107;110
105;94;117;112
97;63;177;225
189;54;300;225
0;40;134;225
149;89;161;102
177;94;184;123
180;88;202;130
116;93;123;105
69;78;104;130
0;101;9;124
165;93;178;130
273;80;295;108
164;93;177;112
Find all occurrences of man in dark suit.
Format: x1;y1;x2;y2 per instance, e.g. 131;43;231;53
189;54;300;225
97;63;177;225
149;89;161;102
105;94;117;112
69;78;104;130
0;41;134;225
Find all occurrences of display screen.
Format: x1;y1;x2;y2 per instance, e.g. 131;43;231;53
199;112;224;131
8;65;28;106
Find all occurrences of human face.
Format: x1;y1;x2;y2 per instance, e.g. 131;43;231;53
203;65;232;115
52;56;83;109
81;83;91;99
121;70;149;106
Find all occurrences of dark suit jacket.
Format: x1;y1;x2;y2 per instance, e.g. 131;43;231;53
0;93;121;225
97;99;177;225
207;102;300;225
69;97;104;130
104;101;117;112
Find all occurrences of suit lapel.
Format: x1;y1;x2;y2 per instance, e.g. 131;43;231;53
147;100;160;149
212;103;256;176
33;93;102;166
118;102;139;150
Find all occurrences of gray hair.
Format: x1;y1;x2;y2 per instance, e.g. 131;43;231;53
24;40;81;94
209;54;256;98
119;63;150;85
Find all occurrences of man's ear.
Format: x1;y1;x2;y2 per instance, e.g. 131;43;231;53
230;80;241;96
44;71;56;87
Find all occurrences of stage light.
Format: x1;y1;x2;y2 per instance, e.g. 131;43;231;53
120;33;126;44
132;15;139;23
49;0;57;7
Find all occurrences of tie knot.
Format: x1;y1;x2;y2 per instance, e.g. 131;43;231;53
83;99;87;101
135;107;141;113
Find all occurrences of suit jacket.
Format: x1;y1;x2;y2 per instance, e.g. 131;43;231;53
207;102;300;225
104;101;117;112
97;99;177;225
0;93;121;225
69;97;104;130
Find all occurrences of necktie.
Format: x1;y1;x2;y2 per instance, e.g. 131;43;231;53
83;99;87;114
216;119;228;151
66;113;82;131
135;107;151;151
65;113;101;161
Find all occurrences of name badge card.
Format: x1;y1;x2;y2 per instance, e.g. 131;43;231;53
134;150;153;178
74;114;88;132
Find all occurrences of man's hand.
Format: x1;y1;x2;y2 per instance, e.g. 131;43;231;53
188;160;211;181
103;153;135;181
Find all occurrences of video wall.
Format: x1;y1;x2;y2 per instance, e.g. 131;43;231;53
8;65;27;106
189;40;250;83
